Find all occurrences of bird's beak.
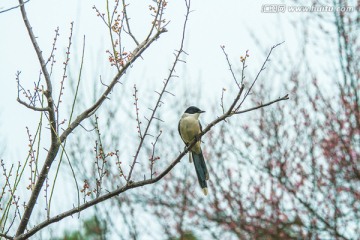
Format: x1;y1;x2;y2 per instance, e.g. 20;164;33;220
200;110;205;113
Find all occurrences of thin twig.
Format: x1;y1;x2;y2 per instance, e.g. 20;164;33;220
56;22;74;132
93;115;108;197
220;88;226;114
220;45;240;89
122;0;139;45
0;0;29;14
106;0;121;71
133;84;143;139
145;0;164;42
234;94;289;115
46;27;60;75
17;98;49;111
150;131;162;178
239;41;285;107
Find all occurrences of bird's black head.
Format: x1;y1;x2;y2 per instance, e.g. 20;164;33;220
184;106;205;114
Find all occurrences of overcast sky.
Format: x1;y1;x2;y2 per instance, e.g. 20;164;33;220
2;0;351;238
0;0;297;159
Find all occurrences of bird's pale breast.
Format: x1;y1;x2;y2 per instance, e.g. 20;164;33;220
180;116;202;153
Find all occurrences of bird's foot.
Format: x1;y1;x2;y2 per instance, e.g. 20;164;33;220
194;134;202;142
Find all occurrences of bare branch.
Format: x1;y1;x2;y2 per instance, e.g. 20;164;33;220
220;45;241;89
122;0;139;45
17;98;49;112
12;0;288;237
220;88;226;114
0;233;13;240
234;94;289;115
126;0;191;183
164;90;175;96
16;1;61;235
150;131;163;178
239;41;285;106
59;29;166;144
145;0;165;42
14;89;288;239
46;27;60;77
227;84;245;115
56;22;74;132
17;0;53;97
133;84;143;139
0;0;29;14
14;10;168;235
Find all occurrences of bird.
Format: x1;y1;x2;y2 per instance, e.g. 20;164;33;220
178;106;209;195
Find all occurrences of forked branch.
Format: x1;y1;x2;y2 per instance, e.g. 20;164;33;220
15;0;168;237
14;37;288;240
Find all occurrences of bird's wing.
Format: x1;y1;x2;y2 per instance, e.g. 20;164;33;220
199;121;203;140
178;119;187;145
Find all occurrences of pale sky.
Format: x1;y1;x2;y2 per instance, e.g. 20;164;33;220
0;0;308;238
0;0;295;159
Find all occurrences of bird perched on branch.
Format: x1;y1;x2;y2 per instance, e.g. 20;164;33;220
178;106;209;195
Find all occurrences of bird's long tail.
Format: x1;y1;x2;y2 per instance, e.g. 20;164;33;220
192;150;209;195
